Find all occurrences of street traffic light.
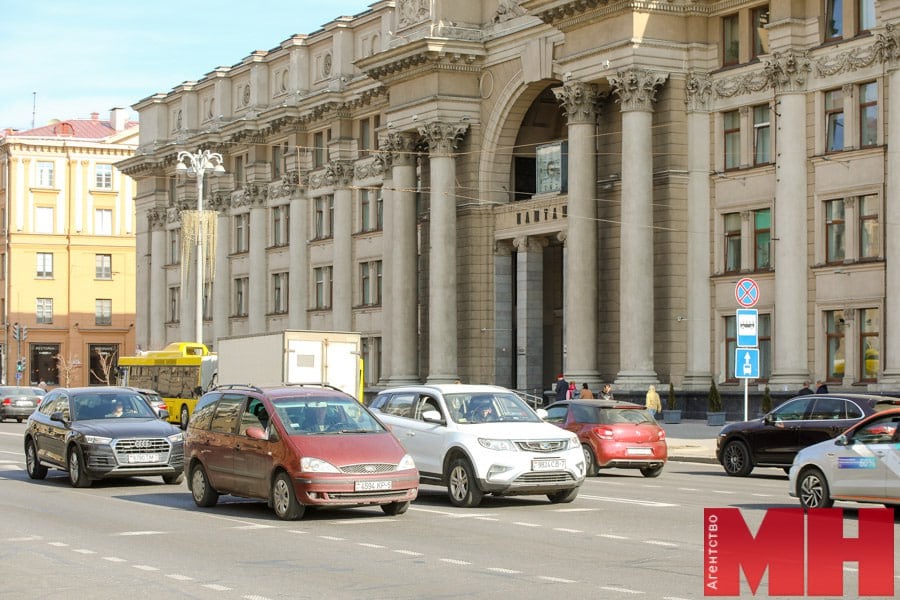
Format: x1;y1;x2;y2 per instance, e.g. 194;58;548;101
16;359;24;372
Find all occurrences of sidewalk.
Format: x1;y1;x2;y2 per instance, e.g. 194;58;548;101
661;419;721;464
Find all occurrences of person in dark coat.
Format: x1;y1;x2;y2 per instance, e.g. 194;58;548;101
797;380;813;396
815;380;829;394
555;374;569;403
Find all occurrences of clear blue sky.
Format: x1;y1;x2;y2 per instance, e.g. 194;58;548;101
0;1;373;131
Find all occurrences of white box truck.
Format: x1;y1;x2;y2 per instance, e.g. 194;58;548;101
215;330;363;400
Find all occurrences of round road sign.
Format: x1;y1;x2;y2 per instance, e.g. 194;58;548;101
735;277;760;308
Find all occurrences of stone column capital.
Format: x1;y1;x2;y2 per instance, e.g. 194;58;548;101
418;121;468;156
764;49;811;94
208;192;231;213
324;160;354;187
382;131;419;168
553;80;601;125
148;207;168;230
609;69;668;112
876;23;900;70
513;236;549;252
684;70;713;113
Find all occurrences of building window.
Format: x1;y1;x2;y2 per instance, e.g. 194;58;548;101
826;310;845;381
723;14;740;66
859;195;880;259
359;117;371;155
360;260;383;306
758;314;772;380
825;89;844;152
859;0;875;32
169;228;181;264
37;252;53;278
314;266;333;309
825;199;845;264
313;131;325;168
859;82;877;148
272;272;289;314
360;189;371;232
169;176;177;206
724;110;741;170
35;206;53;234
272;204;289;247
234;213;249;253
753;209;771;270
272;142;285;180
233;155;244;187
859;308;879;381
234;277;249;317
37;298;53;324
751;6;769;59
753;105;771;165
168;287;180;323
36;161;54;187
95;209;113;235
95;254;111;279
375;187;384;230
95;299;112;326
314;196;333;239
724;212;742;273
361;336;382;386
825;0;844;41
95;164;113;190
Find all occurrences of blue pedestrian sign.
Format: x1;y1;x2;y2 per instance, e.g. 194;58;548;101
736;309;759;348
735;348;760;379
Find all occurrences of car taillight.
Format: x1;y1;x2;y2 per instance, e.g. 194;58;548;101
592;426;615;440
658;429;666;440
160;403;168;411
1;398;10;405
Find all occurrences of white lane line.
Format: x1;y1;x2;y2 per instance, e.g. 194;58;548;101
537;576;576;583
677;488;699;492
440;558;471;566
73;549;96;555
166;574;194;581
117;531;166;536
244;595;274;600
233;524;275;530
600;586;645;594
553;528;583;534
287;530;307;535
598;534;629;540
0;432;21;437
133;565;159;571
357;543;386;549
475;517;499;521
48;542;68;547
645;540;678;547
102;557;126;563
7;536;41;542
203;584;232;591
641;484;663;489
512;522;541;528
318;535;345;541
578;495;676;507
487;567;522;574
393;550;423;556
751;493;774;498
555;508;598;512
712;490;735;495
329;518;393;525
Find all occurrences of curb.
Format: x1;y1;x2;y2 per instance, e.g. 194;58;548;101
668;455;718;465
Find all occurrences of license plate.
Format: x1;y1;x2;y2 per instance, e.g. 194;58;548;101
16;400;32;407
532;458;565;471
355;480;392;491
626;447;653;456
127;453;160;464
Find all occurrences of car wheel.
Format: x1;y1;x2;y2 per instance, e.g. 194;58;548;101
190;464;219;507
582;444;597;477
16;417;24;423
180;406;190;430
381;501;410;516
447;458;483;508
640;464;664;478
271;471;305;520
162;472;185;485
547;487;579;504
25;438;47;480
722;440;754;477
67;446;92;488
798;467;834;509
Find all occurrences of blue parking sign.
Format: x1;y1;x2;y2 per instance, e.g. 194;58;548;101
735;348;760;379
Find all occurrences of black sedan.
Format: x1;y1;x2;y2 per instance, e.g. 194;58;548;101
716;393;900;476
0;386;45;422
24;386;184;487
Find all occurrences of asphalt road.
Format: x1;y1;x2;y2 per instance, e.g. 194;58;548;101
0;421;892;599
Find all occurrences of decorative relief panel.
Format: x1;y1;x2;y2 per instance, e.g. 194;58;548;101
684;70;713;112
398;0;430;29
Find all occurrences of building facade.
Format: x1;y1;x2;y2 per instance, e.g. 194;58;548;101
0;109;138;386
120;0;900;403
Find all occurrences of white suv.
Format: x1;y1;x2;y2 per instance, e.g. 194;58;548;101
369;384;584;507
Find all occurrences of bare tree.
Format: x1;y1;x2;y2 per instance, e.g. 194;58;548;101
55;354;83;387
90;348;118;385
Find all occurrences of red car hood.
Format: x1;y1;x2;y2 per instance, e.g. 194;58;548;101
285;432;407;467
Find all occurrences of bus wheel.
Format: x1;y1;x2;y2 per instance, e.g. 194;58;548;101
180;405;189;429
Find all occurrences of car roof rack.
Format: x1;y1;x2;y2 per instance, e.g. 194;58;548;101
281;383;345;393
212;384;264;394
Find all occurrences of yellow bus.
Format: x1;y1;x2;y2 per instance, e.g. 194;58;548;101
117;342;218;428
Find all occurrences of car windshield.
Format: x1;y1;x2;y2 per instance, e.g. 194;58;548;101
599;407;655;425
273;397;385;435
444;392;541;424
73;392;157;420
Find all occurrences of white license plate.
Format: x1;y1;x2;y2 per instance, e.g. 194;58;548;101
16;400;32;406
355;480;392;491
532;458;566;471
127;453;160;464
626;447;653;456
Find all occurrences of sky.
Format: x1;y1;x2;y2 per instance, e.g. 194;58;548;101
0;1;373;131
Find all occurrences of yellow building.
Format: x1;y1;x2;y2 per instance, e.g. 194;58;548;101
0;109;138;386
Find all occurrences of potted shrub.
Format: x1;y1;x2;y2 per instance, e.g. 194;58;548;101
662;381;681;424
707;378;726;426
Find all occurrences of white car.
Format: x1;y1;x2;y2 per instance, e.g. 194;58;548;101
789;408;900;509
369;384;584;507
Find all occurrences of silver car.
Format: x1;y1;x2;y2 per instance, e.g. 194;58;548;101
0;386;45;423
789;408;900;509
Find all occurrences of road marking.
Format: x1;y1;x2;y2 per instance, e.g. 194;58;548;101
0;449;23;454
233;524;275;530
117;531;166;536
711;490;736;495
555;508;598;512
537;576;576;583
318;535;345;541
393;550;423;556
553;528;583;534
0;432;21;437
48;542;68;547
203;584;232;591
440;558;471;565
0;464;21;470
600;585;645;594
512;522;541;528
598;534;629;540
329;517;393;525
357;543;386;549
645;540;678;547
751;493;773;498
475;517;499;521
677;488;699;492
579;495;676;507
244;595;274;600
287;530;308;535
166;574;193;581
487;567;522;574
73;549;96;554
6;536;40;542
102;557;127;563
133;565;159;571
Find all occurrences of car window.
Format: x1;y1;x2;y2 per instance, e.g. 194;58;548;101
239;397;270;435
382;393;415;418
809;397;846;420
771;397;811;421
852;415;900;445
189;393;220;431
571;403;598;423
846;401;864;419
446;392;541;424
40;392;69;418
545;404;569;424
415;395;441;421
272;396;385;435
209;394;244;434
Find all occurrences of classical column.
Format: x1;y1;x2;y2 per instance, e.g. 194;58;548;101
494;242;514;389
288;174;309;330
329;161;354;331
609;68;667;390
386;132;420;383
378;148;394;382
682;71;714;390
419;121;467;383
553;80;601;389
210;193;231;344
515;236;547;393
248;193;268;333
766;50;811;387
148;208;167;350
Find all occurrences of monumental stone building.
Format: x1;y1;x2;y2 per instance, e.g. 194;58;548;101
119;0;900;405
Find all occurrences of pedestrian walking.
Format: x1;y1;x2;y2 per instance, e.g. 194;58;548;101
579;382;593;399
645;384;662;419
797;380;813;396
815;379;829;394
567;381;577;400
555;374;568;403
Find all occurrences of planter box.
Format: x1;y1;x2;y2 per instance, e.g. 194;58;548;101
707;411;727;427
662;409;682;424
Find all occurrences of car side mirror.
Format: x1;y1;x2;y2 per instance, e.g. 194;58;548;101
834;434;849;446
763;413;774;425
535;408;549;419
159;409;170;420
245;426;268;440
422;409;443;424
50;411;67;424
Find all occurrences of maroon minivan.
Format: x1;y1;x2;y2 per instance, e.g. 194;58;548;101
184;384;418;520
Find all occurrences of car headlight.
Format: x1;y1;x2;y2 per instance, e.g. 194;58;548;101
566;436;580;450
478;438;516;451
300;457;341;473
397;454;416;470
167;432;184;443
83;435;112;445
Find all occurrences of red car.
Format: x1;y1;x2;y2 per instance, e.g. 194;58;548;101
545;399;667;477
184;384;418;520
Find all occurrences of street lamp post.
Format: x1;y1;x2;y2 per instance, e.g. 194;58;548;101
175;150;226;345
